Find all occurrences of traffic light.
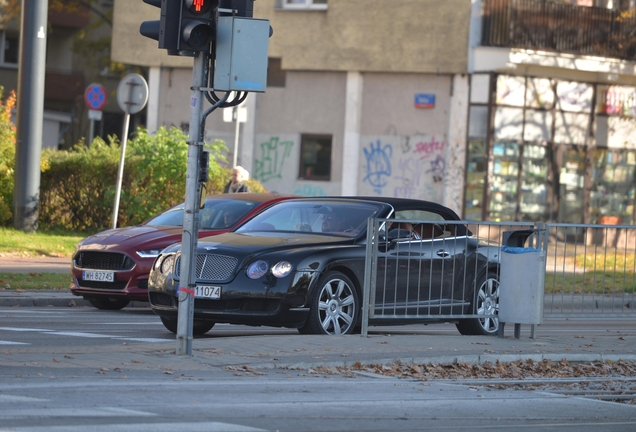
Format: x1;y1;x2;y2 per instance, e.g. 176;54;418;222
141;0;218;55
139;0;181;55
179;0;218;52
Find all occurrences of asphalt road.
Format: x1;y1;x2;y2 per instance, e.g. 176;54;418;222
2;309;636;431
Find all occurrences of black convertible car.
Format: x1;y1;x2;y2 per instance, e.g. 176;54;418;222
148;197;502;336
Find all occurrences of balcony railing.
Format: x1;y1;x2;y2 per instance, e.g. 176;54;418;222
481;0;636;61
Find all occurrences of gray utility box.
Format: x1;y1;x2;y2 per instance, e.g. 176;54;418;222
214;16;270;93
498;231;546;339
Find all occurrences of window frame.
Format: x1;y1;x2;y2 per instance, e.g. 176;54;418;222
298;134;333;182
0;31;19;68
281;0;328;11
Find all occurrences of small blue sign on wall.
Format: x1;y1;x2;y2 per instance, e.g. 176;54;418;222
414;93;435;109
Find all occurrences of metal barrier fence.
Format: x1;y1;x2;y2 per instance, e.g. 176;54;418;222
544;223;636;318
360;219;536;337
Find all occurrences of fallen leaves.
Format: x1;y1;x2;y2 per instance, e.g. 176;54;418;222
223;365;267;376
307;359;636;382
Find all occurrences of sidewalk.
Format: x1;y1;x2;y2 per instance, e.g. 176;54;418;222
0;255;70;274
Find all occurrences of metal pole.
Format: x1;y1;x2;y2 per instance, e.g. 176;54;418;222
89;119;95;146
232;106;240;167
13;0;48;232
176;52;207;356
112;113;130;229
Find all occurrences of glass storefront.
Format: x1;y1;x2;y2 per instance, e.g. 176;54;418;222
590;149;636;225
466;74;636;224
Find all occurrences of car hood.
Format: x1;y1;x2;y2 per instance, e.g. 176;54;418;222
76;226;226;252
166;232;356;256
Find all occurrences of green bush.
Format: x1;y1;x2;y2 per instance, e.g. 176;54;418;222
0;105;268;232
38;126;239;231
0;87;16;226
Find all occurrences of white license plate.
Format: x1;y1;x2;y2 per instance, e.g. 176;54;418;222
195;285;221;299
83;270;114;282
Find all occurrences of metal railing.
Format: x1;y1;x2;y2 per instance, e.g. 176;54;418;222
544;223;636;318
360;219;636;336
482;0;636;61
361;219;535;336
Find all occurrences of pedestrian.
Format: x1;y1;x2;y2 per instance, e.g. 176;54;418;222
223;166;252;193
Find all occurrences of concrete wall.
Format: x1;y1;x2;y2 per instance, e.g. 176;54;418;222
112;0;471;74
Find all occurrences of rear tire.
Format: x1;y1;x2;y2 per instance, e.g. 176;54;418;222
298;271;359;335
160;316;215;335
456;269;499;336
87;297;130;310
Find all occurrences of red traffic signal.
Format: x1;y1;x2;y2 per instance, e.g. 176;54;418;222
179;0;218;52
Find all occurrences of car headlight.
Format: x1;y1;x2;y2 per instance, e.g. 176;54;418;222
160;255;175;274
271;261;293;278
246;260;269;279
137;249;163;258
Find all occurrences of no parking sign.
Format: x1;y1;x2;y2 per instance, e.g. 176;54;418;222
84;83;107;111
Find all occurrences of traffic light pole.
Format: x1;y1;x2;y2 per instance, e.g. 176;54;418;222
176;52;207;356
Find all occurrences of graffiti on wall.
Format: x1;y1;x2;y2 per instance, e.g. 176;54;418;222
359;135;447;201
362;139;393;193
294;184;327;196
253;136;294;182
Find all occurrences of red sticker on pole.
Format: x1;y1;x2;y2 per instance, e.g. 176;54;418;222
84;83;107;111
180;287;195;295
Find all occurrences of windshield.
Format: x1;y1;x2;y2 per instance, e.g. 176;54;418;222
236;200;383;237
146;199;261;229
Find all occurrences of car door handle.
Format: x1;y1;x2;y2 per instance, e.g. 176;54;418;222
436;249;450;258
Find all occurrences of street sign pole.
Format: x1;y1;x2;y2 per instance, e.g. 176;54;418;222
176;52;207;356
112;74;149;229
112;113;129;229
84;84;107;147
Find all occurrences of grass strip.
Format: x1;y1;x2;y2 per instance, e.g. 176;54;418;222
0;272;72;290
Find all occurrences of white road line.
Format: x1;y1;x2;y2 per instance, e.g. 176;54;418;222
0;395;48;402
0;328;170;343
0;407;155;420
46;331;117;338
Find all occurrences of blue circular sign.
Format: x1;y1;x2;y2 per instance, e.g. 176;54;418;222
84;83;107;111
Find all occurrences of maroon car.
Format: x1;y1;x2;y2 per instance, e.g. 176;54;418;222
71;193;292;310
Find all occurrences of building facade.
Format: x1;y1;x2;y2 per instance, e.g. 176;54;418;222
1;1;137;149
468;0;636;224
112;0;471;214
111;0;636;223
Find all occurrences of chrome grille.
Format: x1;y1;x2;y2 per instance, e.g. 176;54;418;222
175;254;238;281
74;251;134;270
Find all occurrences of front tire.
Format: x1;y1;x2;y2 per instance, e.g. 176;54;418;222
160;316;215;335
87;297;130;310
456;269;500;336
299;271;359;335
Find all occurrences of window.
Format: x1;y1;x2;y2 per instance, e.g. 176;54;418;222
299;134;332;181
1;31;19;66
267;58;286;87
281;0;328;10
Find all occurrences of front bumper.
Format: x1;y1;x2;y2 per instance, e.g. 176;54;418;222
148;266;318;328
71;264;152;302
